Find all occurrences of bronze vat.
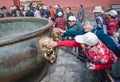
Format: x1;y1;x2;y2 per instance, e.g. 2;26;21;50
0;17;55;82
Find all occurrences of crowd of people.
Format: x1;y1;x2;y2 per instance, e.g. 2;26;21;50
0;3;120;81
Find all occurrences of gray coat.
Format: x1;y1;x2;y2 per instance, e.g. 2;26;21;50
76;8;85;23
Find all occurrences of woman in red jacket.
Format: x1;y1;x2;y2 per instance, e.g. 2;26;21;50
106;10;119;47
45;32;117;70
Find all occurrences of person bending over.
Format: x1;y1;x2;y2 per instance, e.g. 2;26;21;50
45;32;117;70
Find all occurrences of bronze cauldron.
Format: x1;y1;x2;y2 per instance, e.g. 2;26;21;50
0;17;56;82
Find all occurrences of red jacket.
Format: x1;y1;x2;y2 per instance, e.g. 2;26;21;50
55;17;66;30
106;18;118;35
49;8;55;19
57;40;117;70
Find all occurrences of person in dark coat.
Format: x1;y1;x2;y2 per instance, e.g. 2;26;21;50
25;7;34;17
57;19;120;57
54;4;64;19
92;6;107;34
67;16;83;31
57;15;83;40
76;5;85;23
66;7;74;29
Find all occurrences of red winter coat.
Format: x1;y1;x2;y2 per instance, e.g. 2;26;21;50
106;18;118;35
55;17;66;30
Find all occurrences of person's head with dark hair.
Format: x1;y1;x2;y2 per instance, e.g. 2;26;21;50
67;7;71;10
2;6;6;9
80;5;83;8
29;3;32;6
36;6;40;10
57;4;60;7
49;5;53;8
66;7;72;13
16;6;19;10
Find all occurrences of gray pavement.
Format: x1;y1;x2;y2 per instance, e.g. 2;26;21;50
41;47;106;82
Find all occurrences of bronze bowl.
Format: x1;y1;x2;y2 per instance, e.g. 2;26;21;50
0;17;55;82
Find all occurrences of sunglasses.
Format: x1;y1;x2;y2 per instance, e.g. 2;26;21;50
68;20;75;22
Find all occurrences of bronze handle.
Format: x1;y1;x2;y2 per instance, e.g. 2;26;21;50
39;36;56;63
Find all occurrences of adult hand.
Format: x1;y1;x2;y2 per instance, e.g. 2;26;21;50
88;63;95;70
54;28;66;36
45;39;57;47
113;32;119;37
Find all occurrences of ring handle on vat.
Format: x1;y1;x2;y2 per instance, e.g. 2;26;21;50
39;37;56;63
39;28;61;63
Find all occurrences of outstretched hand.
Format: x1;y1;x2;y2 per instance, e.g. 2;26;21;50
53;28;66;36
44;39;57;48
88;63;95;70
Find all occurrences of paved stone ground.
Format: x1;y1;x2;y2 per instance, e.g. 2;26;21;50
12;47;110;82
41;47;106;82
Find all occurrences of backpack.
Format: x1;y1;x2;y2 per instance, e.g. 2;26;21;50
110;59;120;79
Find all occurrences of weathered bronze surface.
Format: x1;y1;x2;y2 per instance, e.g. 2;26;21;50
0;17;55;82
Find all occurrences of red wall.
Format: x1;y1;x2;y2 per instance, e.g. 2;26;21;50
43;0;120;19
0;0;120;11
0;0;14;11
13;0;20;7
43;0;120;8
